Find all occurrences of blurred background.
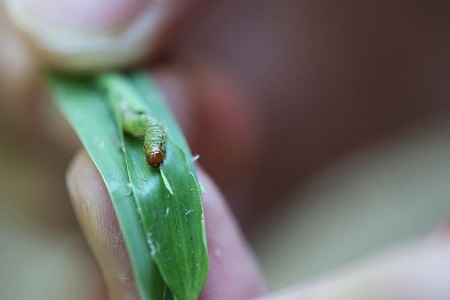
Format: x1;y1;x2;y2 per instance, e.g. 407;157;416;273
1;0;450;298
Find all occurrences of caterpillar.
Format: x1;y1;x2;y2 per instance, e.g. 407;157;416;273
118;100;166;168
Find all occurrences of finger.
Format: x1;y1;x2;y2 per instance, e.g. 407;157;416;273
260;238;450;300
198;163;266;299
0;10;42;133
67;150;139;300
67;150;265;299
4;0;200;72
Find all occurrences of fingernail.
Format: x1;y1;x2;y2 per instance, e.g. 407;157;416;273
10;0;148;32
5;0;156;71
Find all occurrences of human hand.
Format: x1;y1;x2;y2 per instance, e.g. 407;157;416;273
3;0;450;299
2;0;265;298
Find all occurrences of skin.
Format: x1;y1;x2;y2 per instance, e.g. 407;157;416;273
1;0;450;299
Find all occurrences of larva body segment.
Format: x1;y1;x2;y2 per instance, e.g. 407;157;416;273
118;100;166;168
119;100;148;137
122;111;149;137
144;117;166;168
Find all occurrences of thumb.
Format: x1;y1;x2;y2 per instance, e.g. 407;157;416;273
67;150;265;299
4;0;199;72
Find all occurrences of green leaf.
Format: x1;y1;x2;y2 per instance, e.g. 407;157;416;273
48;71;208;300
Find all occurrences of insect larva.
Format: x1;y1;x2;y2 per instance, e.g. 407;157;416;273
143;117;166;168
119;100;166;168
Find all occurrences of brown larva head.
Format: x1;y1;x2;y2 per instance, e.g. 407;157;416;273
147;151;164;168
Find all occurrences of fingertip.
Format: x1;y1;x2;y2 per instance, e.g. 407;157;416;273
5;0;200;72
67;150;139;300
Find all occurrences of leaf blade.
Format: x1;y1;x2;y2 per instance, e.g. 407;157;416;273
48;74;171;300
49;71;208;300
